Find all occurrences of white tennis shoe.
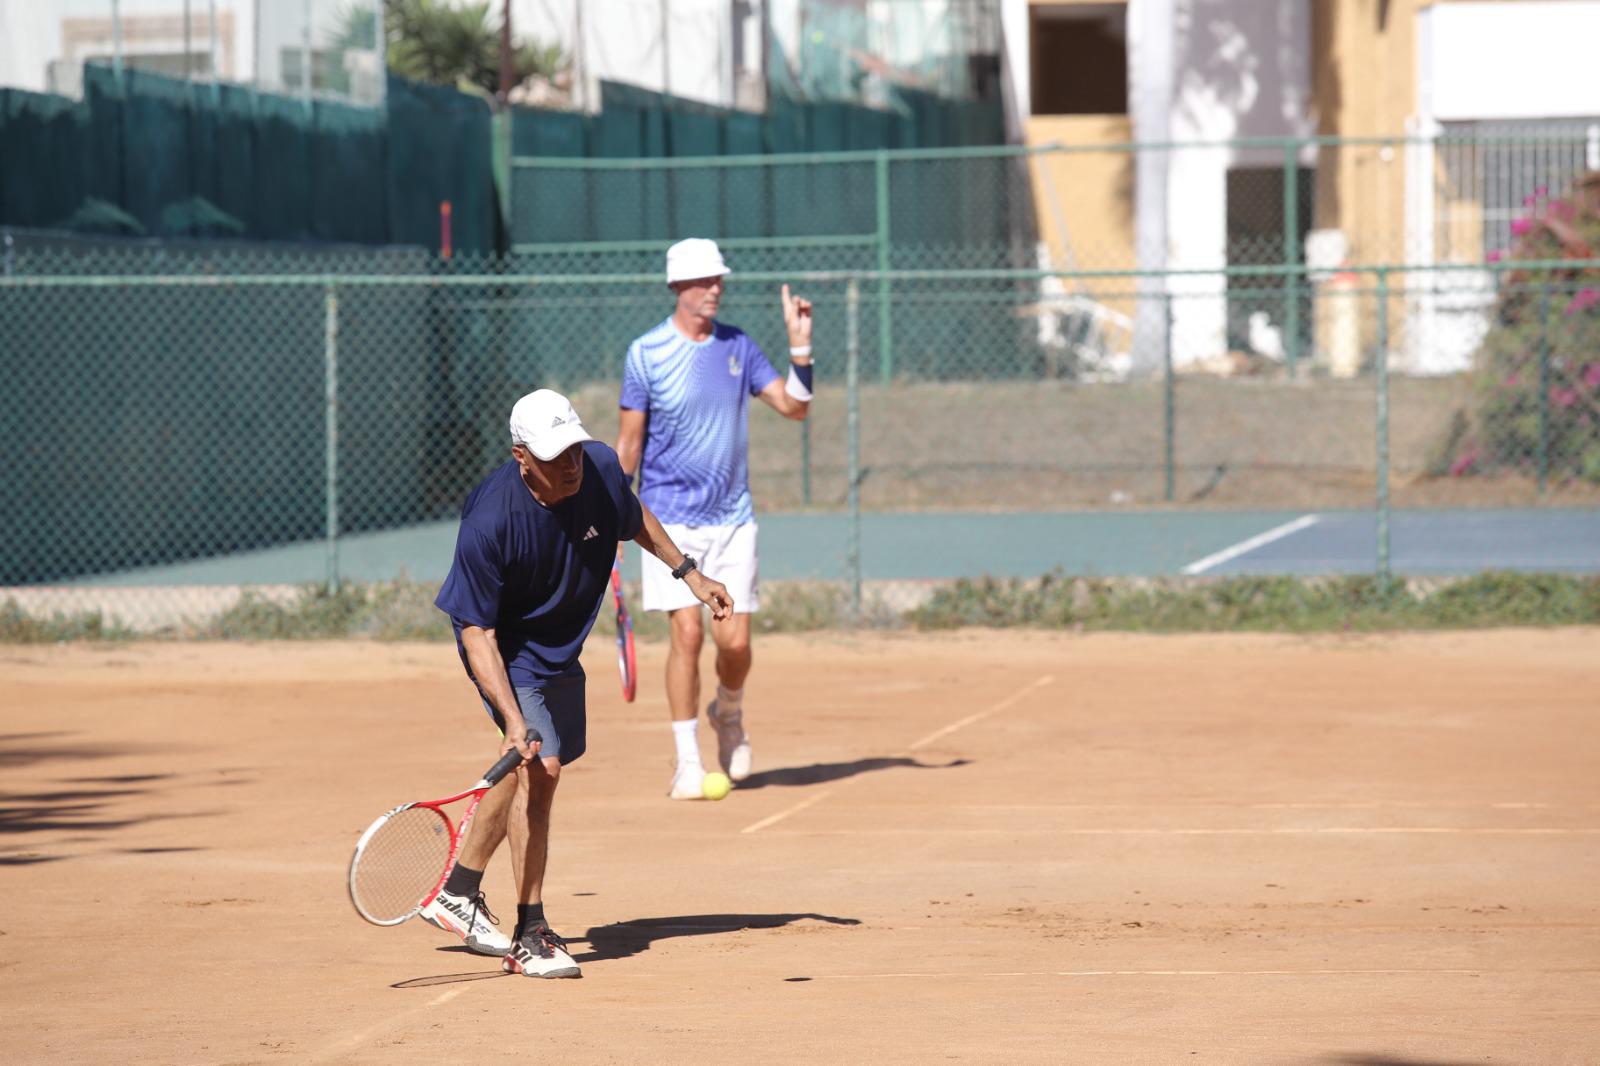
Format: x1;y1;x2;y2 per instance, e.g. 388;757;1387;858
708;701;752;782
668;763;706;800
420;889;512;956
502;926;582;979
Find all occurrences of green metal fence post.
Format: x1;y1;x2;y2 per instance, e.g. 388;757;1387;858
1375;269;1391;587
1163;291;1175;502
875;150;893;385
846;276;862;622
492;108;514;250
801;418;811;507
1283;138;1301;377
323;283;341;594
1538;287;1551;495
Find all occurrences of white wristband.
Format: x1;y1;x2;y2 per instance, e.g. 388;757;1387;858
789;345;812;357
784;366;813;402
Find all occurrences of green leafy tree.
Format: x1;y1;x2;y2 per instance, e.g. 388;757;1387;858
333;0;566;97
1437;172;1600;485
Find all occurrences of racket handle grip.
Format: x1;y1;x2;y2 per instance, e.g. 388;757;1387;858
484;729;543;785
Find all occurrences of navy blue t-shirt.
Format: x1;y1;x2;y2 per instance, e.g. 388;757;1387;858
434;442;644;686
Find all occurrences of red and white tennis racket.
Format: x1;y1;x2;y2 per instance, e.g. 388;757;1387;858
612;557;637;702
347;736;538;926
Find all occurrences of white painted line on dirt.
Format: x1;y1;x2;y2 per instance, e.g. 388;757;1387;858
740;789;835;835
808;968;1600;979
310;986;471;1062
1180;513;1321;575
752;826;1600;836
907;674;1055;752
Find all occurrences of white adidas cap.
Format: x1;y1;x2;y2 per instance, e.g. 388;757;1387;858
666;237;732;284
509;389;593;461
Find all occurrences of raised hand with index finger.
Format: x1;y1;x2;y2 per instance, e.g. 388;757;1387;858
781;283;813;356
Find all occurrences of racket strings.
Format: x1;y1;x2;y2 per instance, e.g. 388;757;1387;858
351;805;453;923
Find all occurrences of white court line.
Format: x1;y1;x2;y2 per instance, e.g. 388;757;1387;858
803;968;1600;980
740;789;834;834
907;674;1055;752
1181;513;1321;575
745;826;1600;836
310;985;470;1062
741;674;1055;834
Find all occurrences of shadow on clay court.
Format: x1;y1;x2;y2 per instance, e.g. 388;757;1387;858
735;756;969;790
575;913;862;963
0;733;223;864
393;914;861;988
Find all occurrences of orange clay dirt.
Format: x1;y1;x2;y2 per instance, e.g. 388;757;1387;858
2;629;1597;1065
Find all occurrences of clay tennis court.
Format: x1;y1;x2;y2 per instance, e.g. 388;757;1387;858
4;629;1597;1064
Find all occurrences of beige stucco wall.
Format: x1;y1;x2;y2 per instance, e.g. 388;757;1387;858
1024;114;1137;273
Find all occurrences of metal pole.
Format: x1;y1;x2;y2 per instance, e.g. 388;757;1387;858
1283;138;1301;377
184;0;193;80
1375;269;1391;587
801;419;811;506
875;149;892;384
208;0;219;86
112;0;124;79
324;284;341;594
1163;291;1174;502
846;277;862;621
374;0;386;106
301;0;313;106
661;0;672;96
1538;287;1551;495
499;0;514;102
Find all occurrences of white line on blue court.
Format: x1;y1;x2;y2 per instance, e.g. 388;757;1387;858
1180;513;1321;575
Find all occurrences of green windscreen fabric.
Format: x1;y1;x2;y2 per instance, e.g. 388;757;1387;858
385;75;495;254
2;67;480;252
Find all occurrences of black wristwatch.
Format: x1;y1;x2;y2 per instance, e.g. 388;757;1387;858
671;555;697;580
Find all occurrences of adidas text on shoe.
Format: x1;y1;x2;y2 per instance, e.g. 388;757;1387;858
502;926;581;979
420;889;512;957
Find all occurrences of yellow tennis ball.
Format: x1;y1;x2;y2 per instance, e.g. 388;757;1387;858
701;771;732;801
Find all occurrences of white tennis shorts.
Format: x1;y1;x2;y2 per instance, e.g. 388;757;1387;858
642;522;759;614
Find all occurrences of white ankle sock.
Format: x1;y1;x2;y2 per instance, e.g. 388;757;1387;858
716;685;744;718
672;718;701;766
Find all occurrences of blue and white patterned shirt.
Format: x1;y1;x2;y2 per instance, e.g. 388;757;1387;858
620;317;780;525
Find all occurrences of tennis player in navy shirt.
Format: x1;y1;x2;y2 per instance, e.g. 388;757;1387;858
426;389;730;979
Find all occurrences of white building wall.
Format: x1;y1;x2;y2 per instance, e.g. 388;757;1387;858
1407;0;1600;374
1164;0;1312;367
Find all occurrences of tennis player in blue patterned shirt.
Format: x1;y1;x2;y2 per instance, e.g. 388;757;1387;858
616;238;815;800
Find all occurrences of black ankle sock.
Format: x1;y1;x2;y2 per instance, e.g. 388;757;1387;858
442;864;485;899
514;902;546;939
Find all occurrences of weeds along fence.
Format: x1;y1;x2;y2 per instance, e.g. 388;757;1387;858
5;129;1600;632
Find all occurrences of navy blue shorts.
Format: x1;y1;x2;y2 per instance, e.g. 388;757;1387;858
480;669;587;766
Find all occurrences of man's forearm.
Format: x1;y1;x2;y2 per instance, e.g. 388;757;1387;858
631;505;688;572
460;626;523;735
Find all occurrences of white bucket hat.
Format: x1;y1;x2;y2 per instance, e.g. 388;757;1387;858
509;389;593;461
666;238;732;284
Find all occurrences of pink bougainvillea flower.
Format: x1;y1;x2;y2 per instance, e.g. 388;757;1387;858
1584;364;1600;388
1486;249;1505;262
1503;372;1520;388
1449;448;1480;477
1551;199;1575;221
1510;217;1533;237
1566;288;1600;315
1534;185;1548;198
1551;387;1579;408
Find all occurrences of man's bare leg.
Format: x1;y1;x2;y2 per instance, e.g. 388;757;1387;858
707;612;753;780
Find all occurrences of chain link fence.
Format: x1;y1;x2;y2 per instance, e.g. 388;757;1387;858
6;134;1600;634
